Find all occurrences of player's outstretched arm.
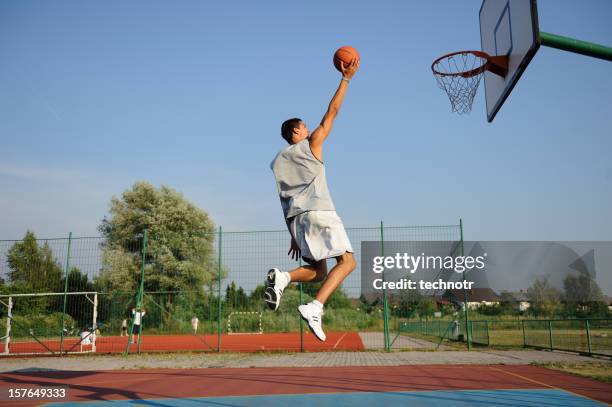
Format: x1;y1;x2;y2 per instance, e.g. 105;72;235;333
309;59;359;161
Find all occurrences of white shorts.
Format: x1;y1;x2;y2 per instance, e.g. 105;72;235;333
290;211;353;264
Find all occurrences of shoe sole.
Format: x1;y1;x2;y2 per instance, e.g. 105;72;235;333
264;269;279;311
298;307;326;342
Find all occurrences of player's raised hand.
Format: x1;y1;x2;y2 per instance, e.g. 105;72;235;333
340;58;359;80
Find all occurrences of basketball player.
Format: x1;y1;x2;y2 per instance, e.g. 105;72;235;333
266;58;359;341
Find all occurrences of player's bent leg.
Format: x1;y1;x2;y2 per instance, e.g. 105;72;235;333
298;253;355;342
289;260;327;282
315;252;356;305
264;261;326;311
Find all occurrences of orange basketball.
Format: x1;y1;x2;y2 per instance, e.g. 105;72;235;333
333;46;360;72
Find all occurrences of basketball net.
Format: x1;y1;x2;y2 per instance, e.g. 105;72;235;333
432;52;488;114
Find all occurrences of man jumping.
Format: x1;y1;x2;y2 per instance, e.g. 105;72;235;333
266;58;359;341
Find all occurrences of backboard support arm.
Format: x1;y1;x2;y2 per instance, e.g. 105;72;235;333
540;31;612;62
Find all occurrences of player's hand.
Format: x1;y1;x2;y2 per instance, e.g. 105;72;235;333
340;58;359;80
288;238;301;261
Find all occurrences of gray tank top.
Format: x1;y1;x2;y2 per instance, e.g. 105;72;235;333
271;139;336;219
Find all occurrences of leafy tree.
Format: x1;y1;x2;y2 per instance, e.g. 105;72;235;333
396;285;423;317
526;276;562;317
250;285;266;305
563;271;604;304
6;231;63;292
497;291;520;315
358;294;373;313
563;271;606;317
63;267;95;293
97;182;218;294
417;298;437;319
225;282;249;310
51;268;96;329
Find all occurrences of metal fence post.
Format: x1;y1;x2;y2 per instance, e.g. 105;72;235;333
381;221;390;351
137;228;148;354
585;319;592;354
459;219;471;350
521;320;526;347
122;229;147;357
92;293;98;353
548;319;553;351
298;257;304;352
217;226;223;353
59;232;72;356
4;297;12;355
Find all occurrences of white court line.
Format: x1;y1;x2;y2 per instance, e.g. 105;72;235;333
333;332;348;349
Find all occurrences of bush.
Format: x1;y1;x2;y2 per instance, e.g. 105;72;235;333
8;312;77;339
324;308;377;331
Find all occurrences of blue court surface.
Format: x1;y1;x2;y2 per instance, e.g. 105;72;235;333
50;388;605;406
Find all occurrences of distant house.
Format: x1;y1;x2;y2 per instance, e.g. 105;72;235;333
605;295;612;312
431;296;453;309
442;287;500;309
502;290;531;312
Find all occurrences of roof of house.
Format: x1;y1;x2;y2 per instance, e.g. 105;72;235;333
503;291;530;302
443;287;500;302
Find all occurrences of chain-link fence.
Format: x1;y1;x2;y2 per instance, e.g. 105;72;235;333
400;317;612;356
0;222;463;355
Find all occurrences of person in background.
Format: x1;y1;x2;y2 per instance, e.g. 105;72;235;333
191;315;199;335
131;307;146;344
121;318;128;337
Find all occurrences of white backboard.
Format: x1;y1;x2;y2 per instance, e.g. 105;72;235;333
480;0;540;122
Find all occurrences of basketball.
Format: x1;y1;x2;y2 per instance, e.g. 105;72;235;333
333;46;360;72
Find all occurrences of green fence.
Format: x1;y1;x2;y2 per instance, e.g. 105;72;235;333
0;222;462;355
400;318;612;356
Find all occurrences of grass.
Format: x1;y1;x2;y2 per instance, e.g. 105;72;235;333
535;361;612;383
400;322;612;355
394;332;468;350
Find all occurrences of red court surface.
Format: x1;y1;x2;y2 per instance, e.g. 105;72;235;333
0;364;610;406
6;331;364;354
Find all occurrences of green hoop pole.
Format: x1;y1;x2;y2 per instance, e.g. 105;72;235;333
540;31;612;62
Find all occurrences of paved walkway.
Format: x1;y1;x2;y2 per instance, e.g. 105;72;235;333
1;350;607;372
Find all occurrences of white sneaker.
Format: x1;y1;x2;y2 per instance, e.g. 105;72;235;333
264;268;289;311
298;302;326;341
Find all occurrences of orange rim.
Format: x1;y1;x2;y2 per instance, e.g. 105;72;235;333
431;50;491;78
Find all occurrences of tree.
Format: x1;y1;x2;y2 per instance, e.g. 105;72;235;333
417;298;437;319
63;267;95;293
396;287;423;317
358;294;373;313
526;276;562;317
563;271;604;304
563;271;606;316
96;182;218;293
46;268;97;330
7;231;63;293
498;291;520;315
225;282;249;310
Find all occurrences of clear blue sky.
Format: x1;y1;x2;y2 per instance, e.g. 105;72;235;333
1;0;611;240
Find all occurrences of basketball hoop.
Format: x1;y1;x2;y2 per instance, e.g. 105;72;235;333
432;51;508;114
